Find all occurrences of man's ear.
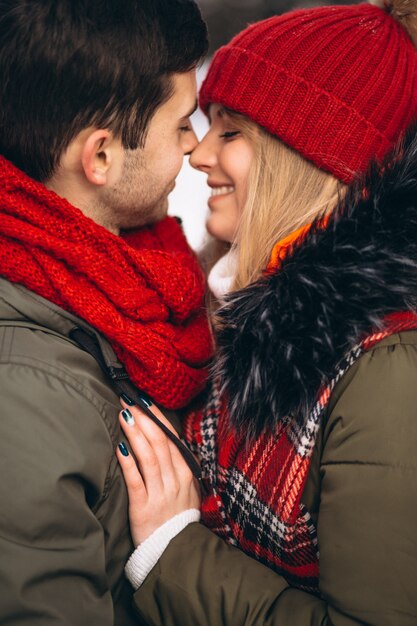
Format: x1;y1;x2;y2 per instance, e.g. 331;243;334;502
81;129;119;186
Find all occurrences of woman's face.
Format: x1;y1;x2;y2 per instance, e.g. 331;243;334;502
190;104;254;243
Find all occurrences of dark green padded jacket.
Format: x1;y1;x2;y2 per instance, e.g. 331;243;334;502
133;333;417;625
0;278;142;625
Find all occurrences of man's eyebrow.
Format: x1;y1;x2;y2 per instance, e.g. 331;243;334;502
181;99;198;119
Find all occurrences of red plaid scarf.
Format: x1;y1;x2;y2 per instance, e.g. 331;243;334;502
0;156;212;409
185;311;417;592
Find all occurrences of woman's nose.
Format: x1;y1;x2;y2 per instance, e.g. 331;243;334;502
189;134;216;172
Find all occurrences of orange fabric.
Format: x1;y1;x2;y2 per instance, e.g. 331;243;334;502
267;215;330;271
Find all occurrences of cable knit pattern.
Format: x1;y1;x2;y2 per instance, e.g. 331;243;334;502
0;156;212;409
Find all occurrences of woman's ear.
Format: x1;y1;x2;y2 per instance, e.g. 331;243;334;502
81;129;119;186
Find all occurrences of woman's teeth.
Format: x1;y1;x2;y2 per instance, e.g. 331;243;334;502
211;186;235;197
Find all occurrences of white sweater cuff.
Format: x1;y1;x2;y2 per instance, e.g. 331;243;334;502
125;509;201;590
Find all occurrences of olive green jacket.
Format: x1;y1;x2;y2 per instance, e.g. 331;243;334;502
133;331;417;625
0;278;141;625
131;136;417;626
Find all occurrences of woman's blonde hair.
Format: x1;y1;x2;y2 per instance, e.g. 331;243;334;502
221;110;347;291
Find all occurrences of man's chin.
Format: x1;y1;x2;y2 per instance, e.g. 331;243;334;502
121;198;169;231
151;197;169;222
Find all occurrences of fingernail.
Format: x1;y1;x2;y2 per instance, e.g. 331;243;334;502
121;408;135;426
138;394;152;408
118;442;129;457
120;393;136;406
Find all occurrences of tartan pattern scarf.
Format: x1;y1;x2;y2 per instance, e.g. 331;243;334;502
185;311;417;592
0;156;212;409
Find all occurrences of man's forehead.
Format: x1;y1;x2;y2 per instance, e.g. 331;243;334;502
182;99;198;119
167;70;198;115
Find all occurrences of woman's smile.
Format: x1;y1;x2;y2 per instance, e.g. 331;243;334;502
190;104;254;242
209;185;235;198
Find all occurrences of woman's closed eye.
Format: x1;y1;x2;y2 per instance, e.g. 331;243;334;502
219;131;240;140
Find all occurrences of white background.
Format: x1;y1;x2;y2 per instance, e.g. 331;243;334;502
168;65;210;251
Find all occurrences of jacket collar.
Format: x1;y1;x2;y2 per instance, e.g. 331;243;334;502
266;218;329;272
0;277;123;370
214;128;417;436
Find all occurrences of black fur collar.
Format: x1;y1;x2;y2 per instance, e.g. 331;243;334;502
214;129;417;437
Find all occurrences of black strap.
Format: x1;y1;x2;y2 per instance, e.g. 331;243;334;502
70;327;204;487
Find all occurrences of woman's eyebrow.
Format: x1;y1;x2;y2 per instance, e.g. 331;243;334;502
207;106;226;124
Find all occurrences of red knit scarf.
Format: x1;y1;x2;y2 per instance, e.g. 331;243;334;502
185;311;417;592
0;156;212;409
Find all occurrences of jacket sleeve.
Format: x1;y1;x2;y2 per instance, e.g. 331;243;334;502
132;340;417;626
0;359;118;625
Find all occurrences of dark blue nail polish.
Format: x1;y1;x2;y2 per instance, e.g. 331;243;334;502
118;442;129;457
138;394;152;407
120;393;135;406
121;408;134;426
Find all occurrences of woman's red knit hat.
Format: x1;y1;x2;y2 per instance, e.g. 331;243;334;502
199;2;417;183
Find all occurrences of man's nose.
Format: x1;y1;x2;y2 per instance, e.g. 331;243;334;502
183;129;199;156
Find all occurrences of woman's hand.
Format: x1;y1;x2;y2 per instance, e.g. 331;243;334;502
116;398;201;547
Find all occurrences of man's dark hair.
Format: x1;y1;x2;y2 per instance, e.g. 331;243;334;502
0;0;208;181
